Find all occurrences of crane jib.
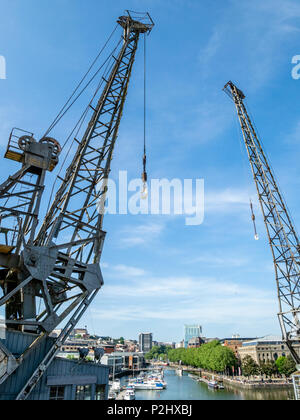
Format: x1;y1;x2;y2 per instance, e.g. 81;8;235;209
224;81;300;365
0;11;154;400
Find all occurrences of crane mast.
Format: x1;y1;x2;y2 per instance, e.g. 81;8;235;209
224;81;300;364
0;12;154;400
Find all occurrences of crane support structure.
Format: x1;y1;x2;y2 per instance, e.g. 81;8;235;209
0;12;154;400
224;81;300;364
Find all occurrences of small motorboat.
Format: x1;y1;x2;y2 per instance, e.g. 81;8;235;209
110;379;121;393
208;377;218;389
124;389;136;401
108;390;117;400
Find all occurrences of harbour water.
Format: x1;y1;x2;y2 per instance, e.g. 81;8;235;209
121;369;294;401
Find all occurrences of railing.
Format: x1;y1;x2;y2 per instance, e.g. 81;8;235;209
5;128;34;162
293;374;300;400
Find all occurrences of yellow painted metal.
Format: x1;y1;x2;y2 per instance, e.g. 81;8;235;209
4;150;23;162
0;245;15;254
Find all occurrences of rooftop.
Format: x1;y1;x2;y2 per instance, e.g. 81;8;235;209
242;335;283;347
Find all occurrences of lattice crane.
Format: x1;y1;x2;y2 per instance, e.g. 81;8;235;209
224;81;300;365
0;11;154;400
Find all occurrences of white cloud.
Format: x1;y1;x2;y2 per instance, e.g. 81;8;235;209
205;188;254;213
113;264;146;277
119;221;165;247
188;255;249;268
94;271;278;332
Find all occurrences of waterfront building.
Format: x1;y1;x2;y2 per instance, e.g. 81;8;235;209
121;352;145;370
139;332;153;353
188;337;205;348
100;352;145;373
100;353;124;374
238;335;300;364
184;325;202;348
220;337;255;358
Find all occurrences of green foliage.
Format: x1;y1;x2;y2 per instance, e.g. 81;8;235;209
167;341;237;373
275;356;296;377
241;355;260;377
66;355;77;360
259;360;278;378
145;345;170;360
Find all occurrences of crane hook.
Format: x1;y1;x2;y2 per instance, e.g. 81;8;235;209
250;199;259;241
141;154;148;200
141;33;148;201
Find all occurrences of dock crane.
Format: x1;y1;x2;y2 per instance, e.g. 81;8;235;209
0;11;154;400
223;81;300;367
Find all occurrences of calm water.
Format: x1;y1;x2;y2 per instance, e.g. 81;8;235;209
121;369;293;401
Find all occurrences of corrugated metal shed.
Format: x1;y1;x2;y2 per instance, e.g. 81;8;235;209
29;357;109;400
0;331;109;400
0;330;54;400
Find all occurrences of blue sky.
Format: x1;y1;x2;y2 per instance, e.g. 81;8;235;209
1;0;300;343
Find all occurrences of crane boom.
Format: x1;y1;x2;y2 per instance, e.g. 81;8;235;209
224;81;300;364
0;11;154;400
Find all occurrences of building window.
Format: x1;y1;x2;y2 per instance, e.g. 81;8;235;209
95;385;106;401
49;386;65;401
75;385;92;401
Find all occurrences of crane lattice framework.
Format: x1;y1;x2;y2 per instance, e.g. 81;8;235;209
224;81;300;364
0;11;154;400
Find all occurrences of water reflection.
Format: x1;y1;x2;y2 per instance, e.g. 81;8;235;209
121;369;293;401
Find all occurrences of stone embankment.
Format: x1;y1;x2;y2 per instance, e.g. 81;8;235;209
169;363;293;390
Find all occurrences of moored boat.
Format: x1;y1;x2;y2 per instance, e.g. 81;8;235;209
124;388;136;400
208;381;218;389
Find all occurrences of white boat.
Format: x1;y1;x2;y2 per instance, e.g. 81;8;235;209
108;390;117;400
147;375;167;388
110;379;121;393
208;380;218;389
124;389;136;400
176;369;183;376
130;379;164;390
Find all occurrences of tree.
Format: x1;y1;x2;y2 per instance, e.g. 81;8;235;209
259;360;278;378
211;346;237;373
167;341;238;373
276;356;296;377
145;345;170;361
242;356;260;377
